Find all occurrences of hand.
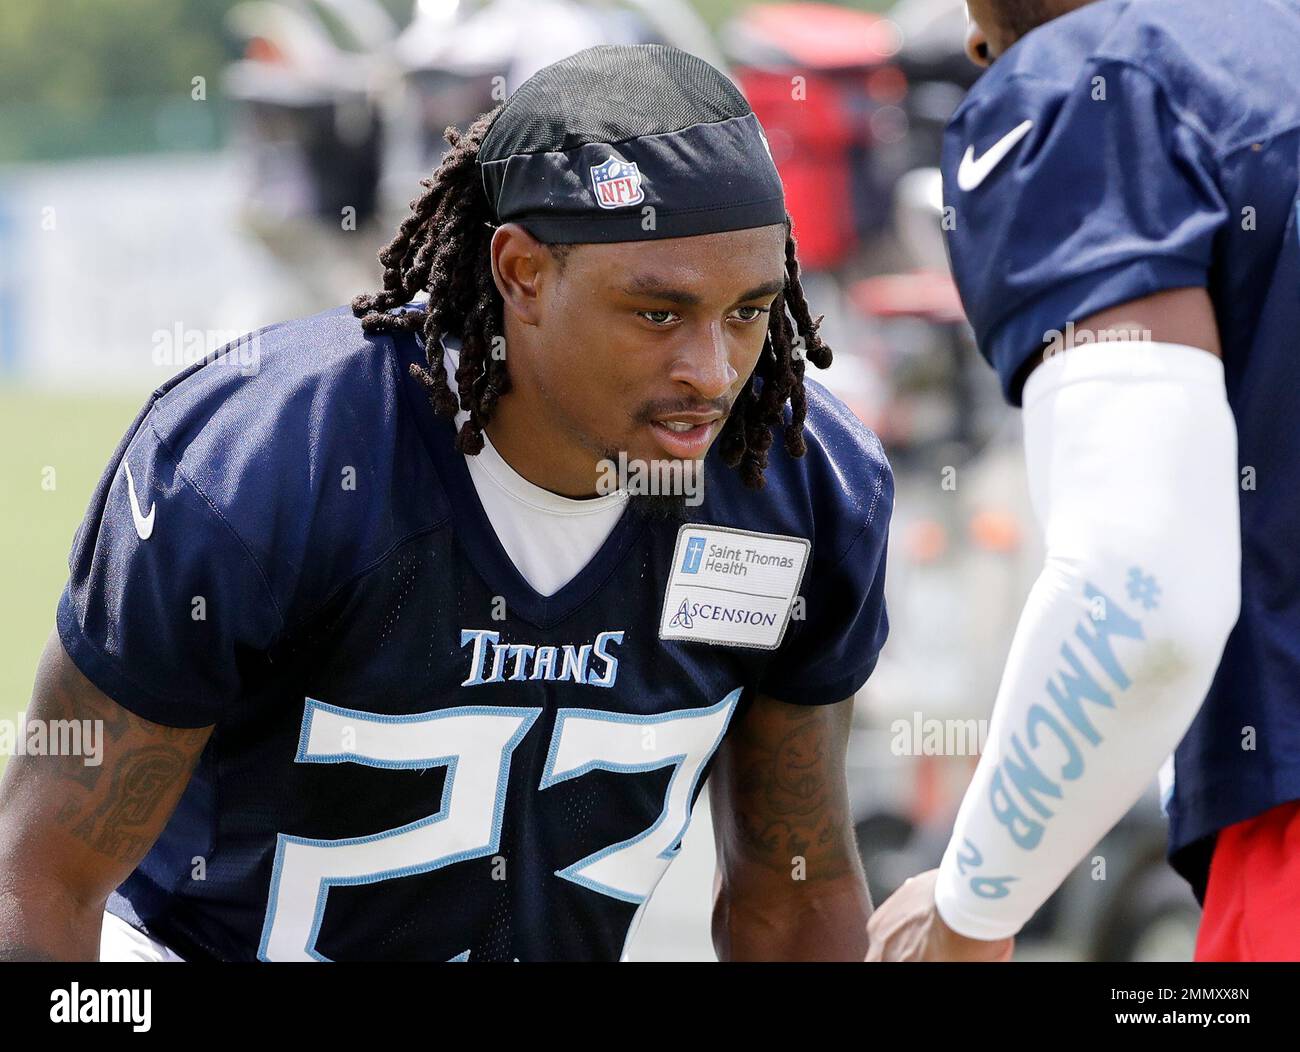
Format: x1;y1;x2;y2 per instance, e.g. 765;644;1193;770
865;869;1014;962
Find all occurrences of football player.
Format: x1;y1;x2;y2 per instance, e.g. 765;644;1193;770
868;0;1300;961
0;45;893;962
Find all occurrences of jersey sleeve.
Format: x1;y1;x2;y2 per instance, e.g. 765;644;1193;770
757;459;893;706
57;401;285;728
943;59;1230;404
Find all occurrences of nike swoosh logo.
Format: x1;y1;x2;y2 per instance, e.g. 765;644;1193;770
956;119;1034;191
123;461;155;540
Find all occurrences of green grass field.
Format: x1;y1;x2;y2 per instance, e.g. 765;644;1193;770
0;382;149;775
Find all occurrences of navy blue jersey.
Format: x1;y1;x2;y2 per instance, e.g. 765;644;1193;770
57;303;892;961
941;0;1300;891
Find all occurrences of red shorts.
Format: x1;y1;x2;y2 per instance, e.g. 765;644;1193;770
1195;798;1300;961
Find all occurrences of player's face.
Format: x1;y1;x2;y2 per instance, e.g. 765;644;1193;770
497;223;788;496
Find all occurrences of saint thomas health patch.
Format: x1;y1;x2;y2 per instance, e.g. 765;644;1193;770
659;524;810;650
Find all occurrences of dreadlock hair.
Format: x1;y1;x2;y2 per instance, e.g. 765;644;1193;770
352;108;833;489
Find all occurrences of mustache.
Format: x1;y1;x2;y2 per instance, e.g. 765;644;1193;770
632;396;733;425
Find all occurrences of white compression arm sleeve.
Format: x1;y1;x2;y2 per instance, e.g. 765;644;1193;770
933;341;1241;940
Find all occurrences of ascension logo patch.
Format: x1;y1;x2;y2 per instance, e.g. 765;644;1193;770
590;155;645;209
660;524;810;650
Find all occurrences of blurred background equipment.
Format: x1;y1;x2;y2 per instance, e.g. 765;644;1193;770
223;0;398;227
723;2;906;270
0;0;1199;962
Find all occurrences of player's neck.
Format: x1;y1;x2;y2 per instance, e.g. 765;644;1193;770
482;394;605;500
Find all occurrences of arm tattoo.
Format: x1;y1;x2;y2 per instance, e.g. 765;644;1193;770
60;746;192;863
34;650;209;864
725;699;856;879
0;633;213;960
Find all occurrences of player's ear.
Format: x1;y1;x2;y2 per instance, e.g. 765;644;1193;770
490;223;547;327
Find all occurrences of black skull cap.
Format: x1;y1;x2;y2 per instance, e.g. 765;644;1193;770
479;44;787;244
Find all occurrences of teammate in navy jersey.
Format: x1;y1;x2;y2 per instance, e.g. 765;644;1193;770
0;46;894;961
869;0;1300;961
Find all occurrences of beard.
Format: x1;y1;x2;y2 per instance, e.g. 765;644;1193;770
594;442;700;523
626;491;690;522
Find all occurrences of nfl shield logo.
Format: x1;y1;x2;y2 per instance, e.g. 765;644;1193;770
589;156;645;210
